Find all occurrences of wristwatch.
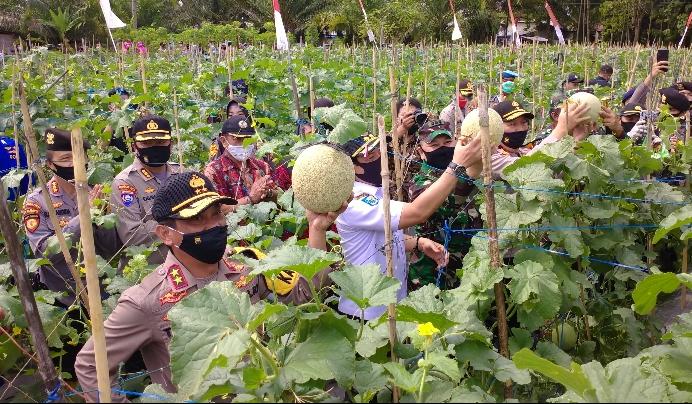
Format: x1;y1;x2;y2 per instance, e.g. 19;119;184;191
447;161;468;179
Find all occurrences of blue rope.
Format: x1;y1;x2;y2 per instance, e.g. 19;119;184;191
435;220;452;288
447;223;659;234
44;381;61;402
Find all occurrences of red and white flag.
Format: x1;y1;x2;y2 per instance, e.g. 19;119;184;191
99;0;126;29
273;0;289;50
679;9;692;48
544;1;565;45
507;0;521;47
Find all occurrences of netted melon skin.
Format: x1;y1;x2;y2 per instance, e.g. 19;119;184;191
292;144;355;213
460;109;504;148
568;92;602;122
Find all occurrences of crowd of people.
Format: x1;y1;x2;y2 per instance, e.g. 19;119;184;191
1;52;690;401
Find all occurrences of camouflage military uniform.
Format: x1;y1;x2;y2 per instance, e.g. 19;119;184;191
407;163;480;290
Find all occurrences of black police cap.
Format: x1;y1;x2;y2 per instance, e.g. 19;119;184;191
130;115;172;142
492;100;535;122
45;128;90;152
152;171;236;222
659;87;691;113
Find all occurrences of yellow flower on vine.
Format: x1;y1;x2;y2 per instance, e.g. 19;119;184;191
12;326;22;336
417;322;439;337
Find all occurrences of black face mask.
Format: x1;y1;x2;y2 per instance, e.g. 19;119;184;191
50;163;75;182
502;131;529;149
621;121;636;134
424;146;454;170
176;225;228;264
356;157;383;187
136;145;171;167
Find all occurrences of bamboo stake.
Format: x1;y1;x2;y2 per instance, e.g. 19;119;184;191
18;77;89;311
173;90;182;166
377;114;399;404
226;47;233;100
531;40;538;135
71;128;111;403
372;47;378;133
0;187;62;401
423;48;429;109
626;45;641;90
139;53;148;109
683;111;690;310
309;73;316;129
454;46;461;138
290;68;302;120
388;65;401;201
477;84;511;399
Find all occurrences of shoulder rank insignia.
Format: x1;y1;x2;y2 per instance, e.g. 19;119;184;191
209;142;219;159
52;201;63;209
145;186;156;194
263;270;300;296
159;289;188;305
49;181;60;195
58;218;69;228
140;168;153;180
22;201;41;216
167;264;189;290
223;259;246;273
234;275;251;289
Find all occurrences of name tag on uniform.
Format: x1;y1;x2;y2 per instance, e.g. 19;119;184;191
356;193;379;207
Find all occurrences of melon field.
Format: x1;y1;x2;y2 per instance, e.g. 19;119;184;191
0;42;691;402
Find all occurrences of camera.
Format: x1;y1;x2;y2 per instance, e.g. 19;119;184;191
641;110;659;122
413;109;428;128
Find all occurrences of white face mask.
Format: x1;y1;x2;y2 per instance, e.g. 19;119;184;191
227;144;255;162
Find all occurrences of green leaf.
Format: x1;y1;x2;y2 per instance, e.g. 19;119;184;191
381;362;423;392
353;360;388;395
547;213;585;258
168;282;255;399
653;205;692;243
427;351;461;382
481;193;543;232
313;103;367;144
249;244;341;280
506;261;561;327
631;272;682;315
282;327;355;386
502;162;564;201
329;263;400;310
512;348;592;397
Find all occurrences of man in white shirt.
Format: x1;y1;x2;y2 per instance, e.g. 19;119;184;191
336;133;483;319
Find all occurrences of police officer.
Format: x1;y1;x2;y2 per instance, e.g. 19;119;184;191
111;115;184;269
0;134;31;201
76;171;343;401
490;100;592;179
22;128;120;305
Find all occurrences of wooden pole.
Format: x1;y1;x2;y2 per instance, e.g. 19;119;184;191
372;47;378;133
18;77;90;311
454;46;461;138
378;114;399;404
477;85;511;399
0;187;62;401
683;111;690;310
139;53;148;109
388;65;402;201
290;69;302;119
173;90;182;166
71;128;112;403
309;73;316;129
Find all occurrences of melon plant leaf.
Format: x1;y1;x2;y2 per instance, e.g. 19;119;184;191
168;282;255;399
329;263;400;309
547;213;585;258
631;272;684;315
652;205;692;243
382;362;423;393
249;244;341;280
481;193;543;231
313;103;367;144
282;327;355;386
506;261;561;327
502;162;564;201
512;348;592;397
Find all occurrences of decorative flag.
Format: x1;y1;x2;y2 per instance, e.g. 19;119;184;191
452;15;462;41
273;0;290;50
99;0;126;29
357;0;376;43
448;0;462;41
507;0;521;47
544;1;565;45
678;9;692;48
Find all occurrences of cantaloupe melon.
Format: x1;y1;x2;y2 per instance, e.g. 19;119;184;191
292;144;355;213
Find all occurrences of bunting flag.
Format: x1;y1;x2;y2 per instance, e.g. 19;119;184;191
544;1;565;45
507;0;521;47
357;0;376;43
449;0;462;41
679;10;692;48
273;0;289;50
99;0;126;29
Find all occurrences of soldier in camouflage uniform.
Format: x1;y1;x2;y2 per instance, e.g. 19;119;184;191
407;120;480;290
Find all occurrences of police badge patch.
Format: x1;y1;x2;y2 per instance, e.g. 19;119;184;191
121;191;135;207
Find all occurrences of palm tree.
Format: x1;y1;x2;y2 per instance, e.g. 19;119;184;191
44;7;83;52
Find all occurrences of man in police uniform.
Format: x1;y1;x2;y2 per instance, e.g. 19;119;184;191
22;128;120;305
490;100;592;179
111;115;185;269
76;171;343;402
